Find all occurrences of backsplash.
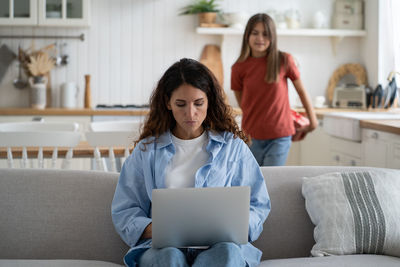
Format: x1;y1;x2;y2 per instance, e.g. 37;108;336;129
0;0;366;108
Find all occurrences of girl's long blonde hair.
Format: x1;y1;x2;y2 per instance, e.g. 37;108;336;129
236;13;287;83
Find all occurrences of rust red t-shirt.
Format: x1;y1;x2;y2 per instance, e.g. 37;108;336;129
231;53;300;140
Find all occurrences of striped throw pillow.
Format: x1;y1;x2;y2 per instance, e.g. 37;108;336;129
302;170;400;257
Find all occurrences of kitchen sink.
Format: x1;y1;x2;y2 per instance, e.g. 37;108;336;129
323;112;400;141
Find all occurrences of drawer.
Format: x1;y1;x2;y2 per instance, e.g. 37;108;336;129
333;13;363;30
335;0;363;14
330;151;362;166
389;144;400;169
330;136;362;158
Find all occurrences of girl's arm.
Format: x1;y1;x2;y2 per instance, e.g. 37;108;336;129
293;78;318;132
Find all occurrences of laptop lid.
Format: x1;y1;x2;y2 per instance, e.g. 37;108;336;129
152;186;250;248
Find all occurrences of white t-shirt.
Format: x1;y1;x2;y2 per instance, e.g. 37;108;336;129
165;131;209;188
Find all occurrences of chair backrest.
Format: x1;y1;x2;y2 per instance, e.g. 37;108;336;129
0;121;81;169
85;120;141;172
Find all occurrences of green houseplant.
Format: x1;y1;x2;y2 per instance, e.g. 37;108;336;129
180;0;221;25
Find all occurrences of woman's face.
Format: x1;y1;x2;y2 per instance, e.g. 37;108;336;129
248;22;270;57
167;83;208;140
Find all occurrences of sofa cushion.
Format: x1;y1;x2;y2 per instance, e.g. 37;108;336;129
302;169;400;257
259;254;400;267
0;169;128;264
254;166;382;260
0;260;123;267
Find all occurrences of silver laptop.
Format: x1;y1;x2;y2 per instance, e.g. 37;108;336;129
152;186;250;248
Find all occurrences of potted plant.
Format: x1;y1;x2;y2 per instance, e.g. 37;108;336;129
180;0;221;25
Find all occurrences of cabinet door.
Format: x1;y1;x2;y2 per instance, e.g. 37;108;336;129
0;0;37;25
329;151;362;166
388;143;400;169
38;0;90;26
286;141;300;166
300;120;331;165
362;129;388;168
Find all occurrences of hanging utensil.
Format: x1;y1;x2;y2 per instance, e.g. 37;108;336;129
13;46;28;89
388;77;398;108
13;61;28;89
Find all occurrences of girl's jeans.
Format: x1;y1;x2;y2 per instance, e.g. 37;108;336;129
249;136;292;166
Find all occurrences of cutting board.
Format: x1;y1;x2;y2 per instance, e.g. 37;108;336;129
200;45;224;88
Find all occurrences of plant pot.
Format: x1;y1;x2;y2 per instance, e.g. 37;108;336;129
198;12;217;24
29;76;48;109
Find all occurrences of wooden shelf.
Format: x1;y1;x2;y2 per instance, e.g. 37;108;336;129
196;27;366;37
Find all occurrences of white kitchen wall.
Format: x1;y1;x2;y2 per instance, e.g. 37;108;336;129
0;0;370;108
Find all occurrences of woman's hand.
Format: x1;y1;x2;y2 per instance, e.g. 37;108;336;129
140;223;152;239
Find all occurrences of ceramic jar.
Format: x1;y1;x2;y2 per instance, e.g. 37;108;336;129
29;76;47;109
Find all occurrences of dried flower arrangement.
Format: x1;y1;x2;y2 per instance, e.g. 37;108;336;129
18;44;56;84
27;53;55;82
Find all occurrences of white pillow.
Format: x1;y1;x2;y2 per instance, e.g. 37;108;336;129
302;169;400;257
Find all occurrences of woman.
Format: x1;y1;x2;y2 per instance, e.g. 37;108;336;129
231;13;318;166
112;58;270;267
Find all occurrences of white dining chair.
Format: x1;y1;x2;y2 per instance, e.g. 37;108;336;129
85;120;141;172
0;121;81;169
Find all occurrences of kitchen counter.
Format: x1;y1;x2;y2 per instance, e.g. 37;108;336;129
1;107;400;135
0;108;149;116
0;107;395;116
360;120;400;135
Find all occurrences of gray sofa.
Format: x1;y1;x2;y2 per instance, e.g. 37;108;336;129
1;166;399;266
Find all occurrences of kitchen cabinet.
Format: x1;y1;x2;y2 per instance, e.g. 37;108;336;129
0;0;90;27
0;0;38;25
328;135;363;166
329;151;363;166
286;141;300;166
286;120;331;166
362;129;400;169
38;0;90;27
299;120;331;165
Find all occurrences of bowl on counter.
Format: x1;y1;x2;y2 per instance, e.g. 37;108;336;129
46;11;61;18
221;12;250;29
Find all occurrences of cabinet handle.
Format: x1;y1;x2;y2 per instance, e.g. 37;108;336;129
32;117;44;122
371;132;379;139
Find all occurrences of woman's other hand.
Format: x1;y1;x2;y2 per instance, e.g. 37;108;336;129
140;222;152;239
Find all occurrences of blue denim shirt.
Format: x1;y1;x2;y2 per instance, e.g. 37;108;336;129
111;130;271;267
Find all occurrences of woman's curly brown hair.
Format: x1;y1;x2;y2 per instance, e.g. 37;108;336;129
136;58;248;149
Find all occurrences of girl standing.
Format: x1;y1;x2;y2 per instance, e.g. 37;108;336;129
231;13;318;166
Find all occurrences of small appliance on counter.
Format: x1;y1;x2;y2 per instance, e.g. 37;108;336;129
332;84;366;109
